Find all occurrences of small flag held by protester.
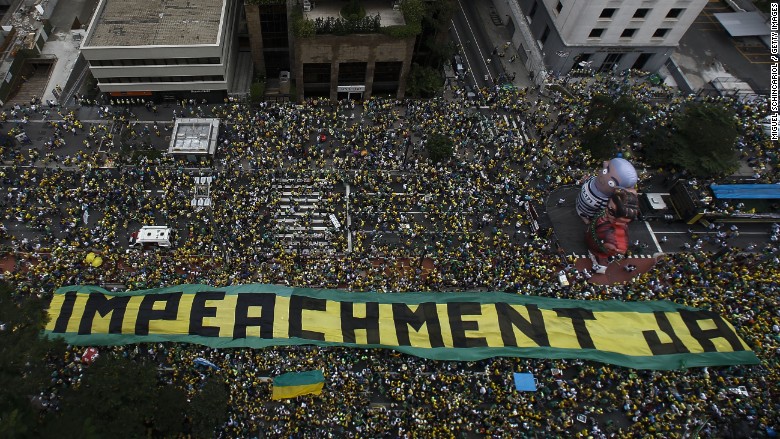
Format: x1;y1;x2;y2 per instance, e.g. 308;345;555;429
193;357;220;370
272;370;325;400
81;347;99;365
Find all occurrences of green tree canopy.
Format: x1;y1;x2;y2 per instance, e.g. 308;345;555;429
425;133;454;164
0;282;65;438
405;64;443;98
46;354;189;438
189;378;230;439
61;355;156;436
643;102;739;177
580;93;647;161
341;0;365;20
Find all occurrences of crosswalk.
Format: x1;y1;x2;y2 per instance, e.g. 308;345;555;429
478;114;532;146
500;114;531;144
570;254;658;260
272;177;336;255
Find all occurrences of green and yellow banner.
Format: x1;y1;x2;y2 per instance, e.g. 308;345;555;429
44;284;759;370
272;370;325;400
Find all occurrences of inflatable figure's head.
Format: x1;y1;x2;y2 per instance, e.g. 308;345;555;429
594;157;638;196
606;188;639;223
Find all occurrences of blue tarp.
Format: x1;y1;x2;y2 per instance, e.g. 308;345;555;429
513;373;537;391
194;357;220;370
711;184;780;200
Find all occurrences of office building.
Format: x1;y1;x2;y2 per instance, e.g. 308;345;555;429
245;0;418;101
496;0;707;80
81;0;243;101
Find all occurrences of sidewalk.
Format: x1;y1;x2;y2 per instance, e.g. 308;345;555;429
472;0;534;90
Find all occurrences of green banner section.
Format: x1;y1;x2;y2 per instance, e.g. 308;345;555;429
44;284;759;370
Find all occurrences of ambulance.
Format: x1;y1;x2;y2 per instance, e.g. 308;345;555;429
129;226;173;248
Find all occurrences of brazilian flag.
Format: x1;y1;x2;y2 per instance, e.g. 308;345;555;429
271;370;325;400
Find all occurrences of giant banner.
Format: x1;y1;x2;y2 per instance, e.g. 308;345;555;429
45;284;759;370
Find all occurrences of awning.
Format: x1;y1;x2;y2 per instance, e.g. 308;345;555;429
711;184;780;200
713;12;770;37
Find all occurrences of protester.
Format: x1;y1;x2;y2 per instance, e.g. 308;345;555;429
1;70;778;437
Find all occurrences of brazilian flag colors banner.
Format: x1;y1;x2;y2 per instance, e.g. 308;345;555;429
44;284;759;370
272;370;325;400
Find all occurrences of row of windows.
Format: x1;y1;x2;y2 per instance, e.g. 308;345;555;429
302;62;403;84
259;4;289;49
89;58;221;67
599;7;684;20
98;75;224;84
589;27;669;39
551;2;685;20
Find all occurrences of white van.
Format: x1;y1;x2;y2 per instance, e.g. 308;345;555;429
129;226;173;248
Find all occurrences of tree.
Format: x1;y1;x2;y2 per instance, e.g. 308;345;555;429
405;64;443;98
151;385;188;437
580;93;647;160
0;282;66;438
425;133;454;164
188;378;230;439
341;0;365;20
643;102;739;177
50;355;162;438
415;0;456;68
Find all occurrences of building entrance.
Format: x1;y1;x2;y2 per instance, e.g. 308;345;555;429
337;85;366;101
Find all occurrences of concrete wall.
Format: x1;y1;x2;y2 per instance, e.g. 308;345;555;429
542;0;706;46
294;33;414;101
244;3;266;76
510;0;702;77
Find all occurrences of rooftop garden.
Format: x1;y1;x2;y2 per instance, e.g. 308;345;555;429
292;0;423;38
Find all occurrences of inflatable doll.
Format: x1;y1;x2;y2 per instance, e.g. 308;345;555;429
585;188;639;274
576;156;638;223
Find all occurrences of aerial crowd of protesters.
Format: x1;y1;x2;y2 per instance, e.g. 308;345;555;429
1;69;778;438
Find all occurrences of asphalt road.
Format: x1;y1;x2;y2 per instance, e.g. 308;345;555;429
1;98;773;262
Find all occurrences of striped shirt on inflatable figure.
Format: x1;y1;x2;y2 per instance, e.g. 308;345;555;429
576;157;638;223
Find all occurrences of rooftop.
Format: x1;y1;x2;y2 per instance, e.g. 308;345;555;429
85;0;224;47
168;118;220;155
305;0;405;27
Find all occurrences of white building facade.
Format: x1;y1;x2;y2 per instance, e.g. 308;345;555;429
80;0;241;101
496;0;706;80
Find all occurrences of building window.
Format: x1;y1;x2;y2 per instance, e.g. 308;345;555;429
540;26;550;45
653;28;669;38
600;8;616;19
338;62;367;84
621;28;637;38
374;61;402;83
666;8;683;19
259;4;289;49
589;28;604;38
100;75;224;84
600;53;623;73
303;63;331;84
555;1;562;14
633;8;649;19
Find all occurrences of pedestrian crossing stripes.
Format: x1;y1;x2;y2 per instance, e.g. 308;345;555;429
570;254;658;260
272;177;336;255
